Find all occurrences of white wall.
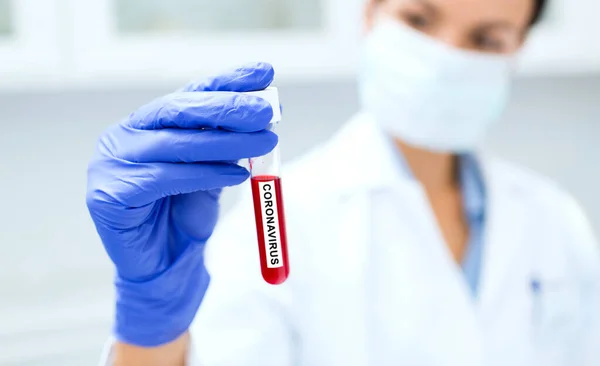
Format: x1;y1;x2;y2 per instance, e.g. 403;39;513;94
1;74;599;365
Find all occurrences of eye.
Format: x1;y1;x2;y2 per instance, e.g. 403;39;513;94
472;34;506;53
403;12;430;30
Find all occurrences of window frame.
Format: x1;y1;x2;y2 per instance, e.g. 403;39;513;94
66;0;363;87
0;0;62;90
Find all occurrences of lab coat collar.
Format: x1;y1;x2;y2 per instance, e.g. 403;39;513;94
326;112;486;215
325;112;420;195
323;112;530;315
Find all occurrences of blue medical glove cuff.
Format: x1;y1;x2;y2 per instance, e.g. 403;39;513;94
113;244;210;347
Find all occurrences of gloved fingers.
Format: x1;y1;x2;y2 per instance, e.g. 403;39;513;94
180;62;274;92
88;162;250;208
107;125;278;163
126;92;273;133
169;190;222;247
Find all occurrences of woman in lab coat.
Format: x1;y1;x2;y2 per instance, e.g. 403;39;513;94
88;0;600;365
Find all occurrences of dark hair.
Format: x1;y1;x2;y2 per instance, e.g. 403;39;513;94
530;0;547;26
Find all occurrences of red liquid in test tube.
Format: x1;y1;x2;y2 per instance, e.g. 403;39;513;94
251;175;290;285
244;87;290;285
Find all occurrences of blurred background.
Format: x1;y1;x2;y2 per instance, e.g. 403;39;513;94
0;0;599;365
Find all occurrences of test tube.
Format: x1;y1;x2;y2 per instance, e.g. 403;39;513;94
244;87;290;285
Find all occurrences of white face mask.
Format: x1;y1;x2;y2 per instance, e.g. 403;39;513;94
358;16;514;153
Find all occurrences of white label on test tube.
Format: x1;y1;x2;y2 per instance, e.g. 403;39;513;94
258;180;284;268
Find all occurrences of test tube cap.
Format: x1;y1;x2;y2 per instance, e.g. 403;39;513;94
244;87;281;124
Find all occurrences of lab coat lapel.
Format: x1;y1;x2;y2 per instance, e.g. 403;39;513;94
473;157;536;365
331;114;479;307
304;115;376;365
372;184;485;366
321;114;406;364
325;114;484;365
477;157;530;315
335;190;370;365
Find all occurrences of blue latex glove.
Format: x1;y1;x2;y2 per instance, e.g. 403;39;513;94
86;62;278;347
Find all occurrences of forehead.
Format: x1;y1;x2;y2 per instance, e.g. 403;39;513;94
384;0;534;27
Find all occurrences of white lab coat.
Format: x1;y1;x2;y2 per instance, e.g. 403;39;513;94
101;113;600;365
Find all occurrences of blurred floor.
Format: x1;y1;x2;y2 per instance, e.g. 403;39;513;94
0;75;599;365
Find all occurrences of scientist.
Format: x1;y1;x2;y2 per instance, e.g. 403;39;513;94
87;0;600;365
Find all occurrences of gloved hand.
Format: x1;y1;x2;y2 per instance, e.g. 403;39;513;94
86;62;278;347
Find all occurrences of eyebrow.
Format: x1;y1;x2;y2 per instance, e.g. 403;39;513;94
413;0;520;30
413;0;437;13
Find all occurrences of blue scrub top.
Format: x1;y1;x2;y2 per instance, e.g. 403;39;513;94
457;155;486;296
